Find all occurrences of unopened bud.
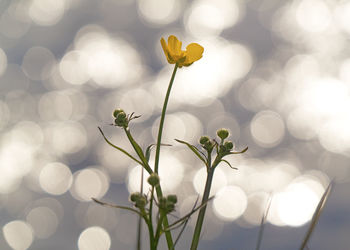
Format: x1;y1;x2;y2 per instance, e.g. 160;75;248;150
167;194;177;204
224;141;233;150
199;136;210;145
217;129;229;140
130;192;141;202
147;173;160;186
113;109;124;118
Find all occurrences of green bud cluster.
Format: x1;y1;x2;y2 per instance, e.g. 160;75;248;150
217;128;229;140
113;109;128;127
158;194;178;213
130;192;147;208
147;173;160;186
199;136;215;151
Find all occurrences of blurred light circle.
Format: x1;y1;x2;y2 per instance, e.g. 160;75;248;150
74;27;143;88
0;100;10;131
128;153;184;193
0;48;7;76
295;0;331;33
185;0;242;37
152;112;203;144
0;7;31;39
22;46;56;81
339;58;350;83
242;192;270;225
318;118;350;154
213;185;247;221
250;110;285;148
138;0;183;25
193;167;227;195
59;51;90;85
2;220;34;250
335;1;350;34
157;38;253;106
70;168;110;201
119;89;155;123
49;122;87;154
29;0;66;26
275;180;324;227
39;162;73;195
26;206;58;239
78;226;111;250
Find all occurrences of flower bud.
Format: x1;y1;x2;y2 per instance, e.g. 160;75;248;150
224;141;233;151
167;194;177;204
199;136;210;145
147;173;160;186
114;111;128;127
135;196;147;208
158;196;167;209
130;192;141;202
217;129;229;140
113;108;124;118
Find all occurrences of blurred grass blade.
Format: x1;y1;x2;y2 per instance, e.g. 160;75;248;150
255;196;272;250
299;181;333;250
171;197;199;250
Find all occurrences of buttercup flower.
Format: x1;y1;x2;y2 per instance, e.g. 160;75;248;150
160;35;204;67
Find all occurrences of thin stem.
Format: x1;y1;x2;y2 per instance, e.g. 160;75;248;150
153;64;178;249
155;185;174;248
124;127;153;174
190;168;214;250
154;64;178;174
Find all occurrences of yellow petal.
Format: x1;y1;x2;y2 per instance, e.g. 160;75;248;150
161;37;173;63
168;35;182;56
185;43;204;63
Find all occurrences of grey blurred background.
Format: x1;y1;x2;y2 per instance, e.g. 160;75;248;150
0;0;350;249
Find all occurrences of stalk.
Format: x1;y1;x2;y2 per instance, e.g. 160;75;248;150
153;64;179;248
154;64;178;174
191;156;220;250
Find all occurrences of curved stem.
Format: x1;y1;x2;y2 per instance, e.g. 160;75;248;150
154;64;178;174
153;64;178;249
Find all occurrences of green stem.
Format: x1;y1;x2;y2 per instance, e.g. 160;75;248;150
124;127;153;174
153;64;178;249
154;64;178;174
190;168;214;250
155;185;173;248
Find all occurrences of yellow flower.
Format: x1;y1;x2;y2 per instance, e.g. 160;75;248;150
160;35;204;67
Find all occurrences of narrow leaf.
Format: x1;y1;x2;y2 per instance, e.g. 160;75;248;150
145;143;172;162
92;198;142;216
98;127;143;166
299;181;333;250
220;159;238;170
228;146;248;155
175;139;207;166
255;196;272;250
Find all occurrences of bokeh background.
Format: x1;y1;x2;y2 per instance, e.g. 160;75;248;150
0;0;350;249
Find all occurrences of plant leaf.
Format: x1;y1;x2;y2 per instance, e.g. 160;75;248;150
220;159;238;170
255;195;272;250
92;197;142;216
145;143;172;162
98;127;143;166
228;146;248;155
175;139;207;166
299;181;333;250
